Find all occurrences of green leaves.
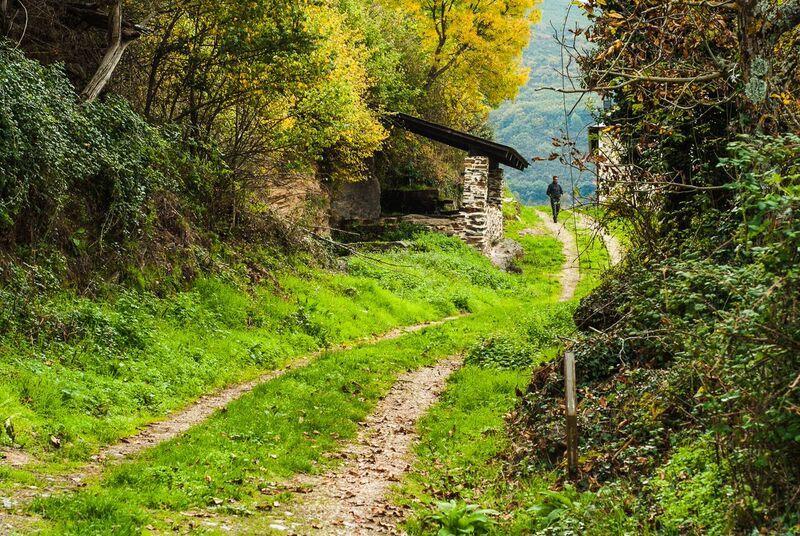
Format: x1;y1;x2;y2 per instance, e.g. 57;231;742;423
427;500;499;535
0;45;178;240
527;487;579;528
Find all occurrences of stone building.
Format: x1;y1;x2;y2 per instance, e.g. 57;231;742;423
332;113;528;254
589;124;634;203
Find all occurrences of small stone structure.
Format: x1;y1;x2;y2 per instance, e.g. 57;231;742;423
330;175;382;226
331;113;528;256
460;156;505;252
589;124;633;203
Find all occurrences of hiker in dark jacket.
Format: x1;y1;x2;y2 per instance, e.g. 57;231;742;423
546;177;564;223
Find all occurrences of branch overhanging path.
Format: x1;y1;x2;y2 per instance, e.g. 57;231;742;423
572;213;624;267
534;211;623;302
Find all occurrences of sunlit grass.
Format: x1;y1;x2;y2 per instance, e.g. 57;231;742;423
0;234;506;465
397;203;613;535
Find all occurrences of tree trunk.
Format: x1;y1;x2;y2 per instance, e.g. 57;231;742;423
1;0;11;36
737;0;800;132
82;1;134;102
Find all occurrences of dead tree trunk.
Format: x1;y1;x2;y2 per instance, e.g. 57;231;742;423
81;0;139;102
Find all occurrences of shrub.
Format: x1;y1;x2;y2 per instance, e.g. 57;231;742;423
0;45;183;242
526;302;575;349
450;292;472;313
556;134;800;527
465;335;534;369
426;500;498;535
648;438;736;536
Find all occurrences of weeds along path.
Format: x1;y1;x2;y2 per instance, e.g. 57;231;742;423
266;358;460;535
572;212;625;266
534;210;581;302
1;316;463;508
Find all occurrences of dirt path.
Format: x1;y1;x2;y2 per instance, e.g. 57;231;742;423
534;210;581;302
97;315;461;465
262;358;460;535
0;316;462;516
572;213;625;266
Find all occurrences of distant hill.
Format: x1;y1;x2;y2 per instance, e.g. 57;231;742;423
491;0;596;205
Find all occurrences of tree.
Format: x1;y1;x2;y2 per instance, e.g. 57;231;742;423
82;0;144;101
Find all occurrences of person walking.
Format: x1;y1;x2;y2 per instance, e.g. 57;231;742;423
546;176;564;223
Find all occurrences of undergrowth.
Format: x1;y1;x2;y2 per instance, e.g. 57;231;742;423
507;135;800;534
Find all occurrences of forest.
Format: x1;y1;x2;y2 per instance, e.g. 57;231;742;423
0;0;536;249
1;0;799;535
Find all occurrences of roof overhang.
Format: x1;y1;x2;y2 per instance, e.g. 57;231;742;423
388;113;529;171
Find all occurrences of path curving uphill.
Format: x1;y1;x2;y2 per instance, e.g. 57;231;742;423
572;212;625;267
265;358;460;535
534;210;582;302
534;210;625;302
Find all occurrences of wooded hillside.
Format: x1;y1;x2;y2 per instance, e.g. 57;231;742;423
491;0;595;205
0;0;538;263
509;1;800;533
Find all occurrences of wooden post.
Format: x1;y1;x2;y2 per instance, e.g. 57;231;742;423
564;351;578;479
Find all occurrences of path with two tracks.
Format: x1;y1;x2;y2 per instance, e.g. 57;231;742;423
1;211;623;535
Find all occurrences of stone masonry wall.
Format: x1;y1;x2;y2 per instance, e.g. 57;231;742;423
485;166;504;246
459;156;505;252
461;156;490;250
485;206;503;247
330;175;381;225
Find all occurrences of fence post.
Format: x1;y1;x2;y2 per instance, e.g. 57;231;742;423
564;351;578;479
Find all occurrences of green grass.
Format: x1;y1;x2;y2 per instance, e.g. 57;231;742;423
0;234;508;466
398;365;539;535
2;202;612;533
559;209;612;299
15;212;565;534
576;204;633;250
397;203;614;535
505;204;564;296
29;301;555;534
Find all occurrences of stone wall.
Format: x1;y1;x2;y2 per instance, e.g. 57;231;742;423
458;155;505;252
461;156;490;250
485;165;504;247
266;169;331;235
485;206;504;247
330;175;382;226
328;155;507;256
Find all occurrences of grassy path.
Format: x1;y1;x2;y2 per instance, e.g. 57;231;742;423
0;207;614;534
0;316;464;511
571;212;625;266
533;210;581;301
396;207;615;535
10;307;527;534
274;358;460;535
